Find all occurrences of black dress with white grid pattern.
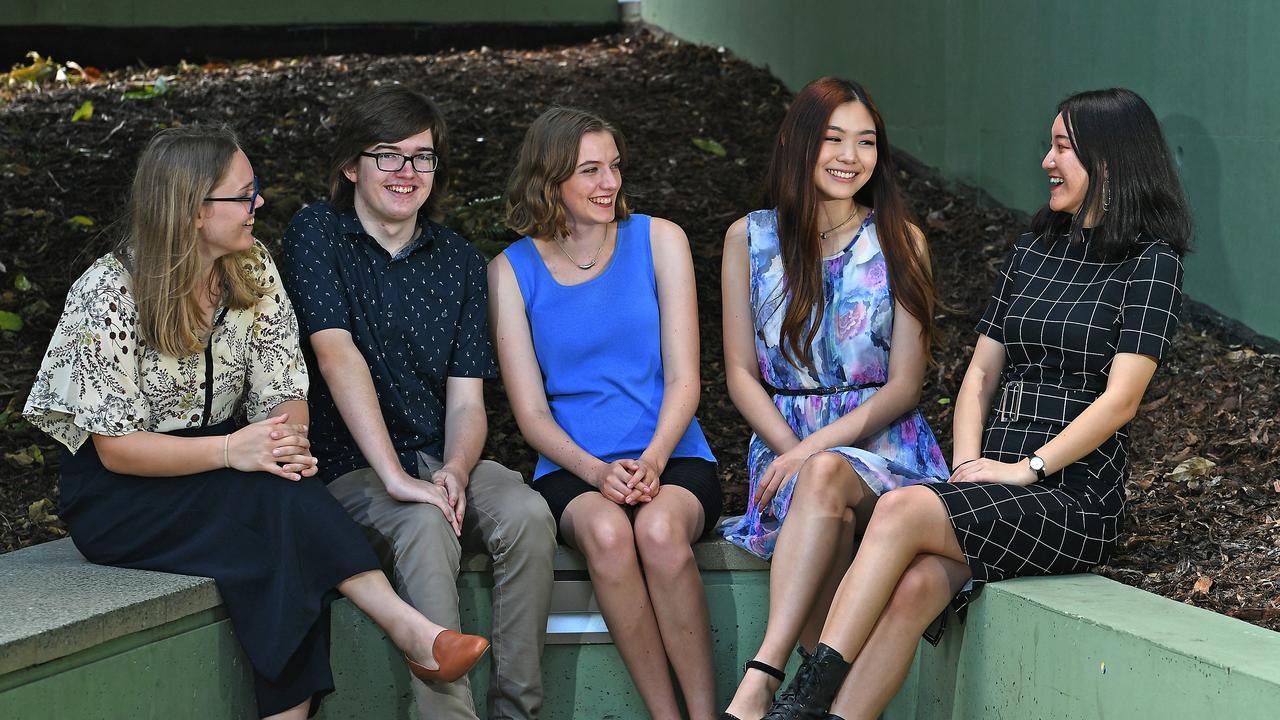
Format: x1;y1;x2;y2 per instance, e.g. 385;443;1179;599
926;229;1183;614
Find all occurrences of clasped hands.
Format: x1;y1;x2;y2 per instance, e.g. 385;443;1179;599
593;458;661;506
227;413;317;481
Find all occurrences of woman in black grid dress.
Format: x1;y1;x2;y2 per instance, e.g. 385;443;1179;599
762;89;1193;720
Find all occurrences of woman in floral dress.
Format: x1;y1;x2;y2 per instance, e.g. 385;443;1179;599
719;77;948;720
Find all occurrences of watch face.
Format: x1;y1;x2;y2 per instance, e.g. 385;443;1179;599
1029;456;1045;471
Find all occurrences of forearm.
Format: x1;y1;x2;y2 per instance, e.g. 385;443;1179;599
516;409;608;485
726;367;802;454
952;368;999;465
440;400;485;475
1029;391;1139;476
640;376;700;472
93;431;225;477
793;378;921;454
269;399;309;426
319;350;407;483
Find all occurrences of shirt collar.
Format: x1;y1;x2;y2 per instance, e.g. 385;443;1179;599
336;204;438;257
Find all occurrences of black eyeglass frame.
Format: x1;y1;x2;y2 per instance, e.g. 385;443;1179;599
203;175;260;214
359;151;439;173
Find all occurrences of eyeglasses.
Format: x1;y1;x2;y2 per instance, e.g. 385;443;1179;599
203;176;260;215
360;151;439;173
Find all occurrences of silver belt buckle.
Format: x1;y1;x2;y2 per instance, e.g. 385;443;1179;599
998;381;1024;422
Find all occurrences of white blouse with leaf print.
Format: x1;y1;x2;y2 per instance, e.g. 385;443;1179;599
24;242;308;453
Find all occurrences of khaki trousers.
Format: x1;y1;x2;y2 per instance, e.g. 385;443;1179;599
328;456;556;719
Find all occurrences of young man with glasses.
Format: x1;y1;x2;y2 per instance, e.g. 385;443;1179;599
279;85;556;720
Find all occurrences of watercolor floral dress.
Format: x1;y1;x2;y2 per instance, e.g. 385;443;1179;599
719;209;950;559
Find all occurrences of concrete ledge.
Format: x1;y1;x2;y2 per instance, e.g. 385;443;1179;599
1;534;765;679
888;573;1280;720
12;537;1275;719
0;539;222;676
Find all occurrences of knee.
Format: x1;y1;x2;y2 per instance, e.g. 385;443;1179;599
883;562;948;620
793;452;857;510
865;486;936;539
399;507;463;563
577;515;637;566
497;490;557;552
634;515;695;577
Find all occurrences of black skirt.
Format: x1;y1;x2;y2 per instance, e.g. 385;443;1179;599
534;457;722;541
59;421;381;718
919;418;1127;644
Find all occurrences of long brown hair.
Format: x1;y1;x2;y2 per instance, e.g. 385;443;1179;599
505;106;631;239
763;77;938;371
121;126;266;357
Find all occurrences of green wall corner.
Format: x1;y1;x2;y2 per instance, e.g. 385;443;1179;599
640;0;1280;340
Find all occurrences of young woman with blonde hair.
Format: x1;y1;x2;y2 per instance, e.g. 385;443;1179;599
490;107;719;720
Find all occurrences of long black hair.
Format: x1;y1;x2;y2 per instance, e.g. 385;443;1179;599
1031;88;1192;259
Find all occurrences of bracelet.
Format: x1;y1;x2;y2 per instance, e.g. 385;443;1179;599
953;458;979;470
223;434;230;469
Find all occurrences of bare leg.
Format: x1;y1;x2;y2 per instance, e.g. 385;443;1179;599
830;554;971;719
262;699;310;720
634;485;716;720
724;452;873;720
337;569;446;670
562;493;682;720
817;486;967;664
796;511;856;651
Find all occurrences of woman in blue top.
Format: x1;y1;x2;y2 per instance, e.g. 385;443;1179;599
489;107;719;720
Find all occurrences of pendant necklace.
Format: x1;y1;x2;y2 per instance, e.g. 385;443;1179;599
819;204;861;241
555;226;609;270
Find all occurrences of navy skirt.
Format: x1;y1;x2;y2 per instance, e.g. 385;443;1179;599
59;422;381;718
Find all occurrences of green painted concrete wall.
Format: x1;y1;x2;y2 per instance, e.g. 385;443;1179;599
0;0;618;27
0;567;771;719
641;0;1280;340
5;569;1279;718
886;574;1280;719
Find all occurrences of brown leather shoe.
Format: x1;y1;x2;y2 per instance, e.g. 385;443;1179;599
406;629;490;684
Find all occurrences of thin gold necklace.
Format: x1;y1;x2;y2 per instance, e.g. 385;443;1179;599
555;225;610;270
819;204;861;241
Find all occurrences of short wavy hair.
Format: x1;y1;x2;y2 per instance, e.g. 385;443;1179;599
505;107;630;239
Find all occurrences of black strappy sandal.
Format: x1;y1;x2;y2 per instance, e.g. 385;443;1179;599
721;659;788;720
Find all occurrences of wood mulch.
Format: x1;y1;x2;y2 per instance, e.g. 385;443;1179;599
1;30;1276;629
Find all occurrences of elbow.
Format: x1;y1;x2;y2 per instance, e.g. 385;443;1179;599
1120;396;1142;425
93;439;126;474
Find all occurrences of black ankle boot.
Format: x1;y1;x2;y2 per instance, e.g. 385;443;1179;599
761;643;851;720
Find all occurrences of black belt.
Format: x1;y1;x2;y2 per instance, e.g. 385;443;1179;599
996;381;1098;426
766;381;884;397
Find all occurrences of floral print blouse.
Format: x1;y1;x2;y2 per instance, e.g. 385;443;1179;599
24;242;308;453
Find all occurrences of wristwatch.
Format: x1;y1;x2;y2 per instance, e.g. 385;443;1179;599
1027;454;1047;482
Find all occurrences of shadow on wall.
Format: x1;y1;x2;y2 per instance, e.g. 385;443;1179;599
1160;113;1225;311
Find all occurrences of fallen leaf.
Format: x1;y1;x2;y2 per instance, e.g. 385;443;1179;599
0;310;23;332
691;137;726;157
70;100;94;122
1169;456;1216;483
1225;348;1257;362
4;444;43;467
28;498;57;523
67;215;94;227
1192;576;1214;595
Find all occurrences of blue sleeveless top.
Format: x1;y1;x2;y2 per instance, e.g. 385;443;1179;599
503;214;716;480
